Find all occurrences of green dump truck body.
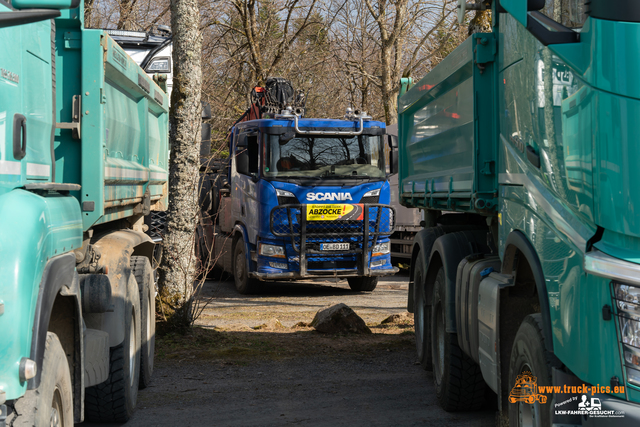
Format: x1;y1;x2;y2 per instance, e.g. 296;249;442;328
398;33;497;213
0;2;167;420
400;0;640;422
54;10;169;229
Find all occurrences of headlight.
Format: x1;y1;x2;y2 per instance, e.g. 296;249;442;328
372;241;390;257
259;243;285;258
269;261;288;269
363;188;380;198
613;282;640;386
276;189;295;198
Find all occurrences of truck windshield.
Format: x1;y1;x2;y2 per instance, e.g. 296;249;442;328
264;134;385;179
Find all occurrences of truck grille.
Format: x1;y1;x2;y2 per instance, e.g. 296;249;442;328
270;204;395;255
359;195;379;204
277;195;299;205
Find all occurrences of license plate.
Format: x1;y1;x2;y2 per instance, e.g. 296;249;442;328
320;243;350;251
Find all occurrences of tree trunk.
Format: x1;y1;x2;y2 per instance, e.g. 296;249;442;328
468;8;491;35
159;0;203;321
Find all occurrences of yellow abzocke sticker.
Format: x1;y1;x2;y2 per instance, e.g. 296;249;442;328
306;204;363;221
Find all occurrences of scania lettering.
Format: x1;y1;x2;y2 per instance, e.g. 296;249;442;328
200;78;398;294
306;192;353;202
399;0;640;424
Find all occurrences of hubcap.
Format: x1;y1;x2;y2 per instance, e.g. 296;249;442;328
50;387;62;427
518;364;542;427
129;311;136;388
235;252;244;281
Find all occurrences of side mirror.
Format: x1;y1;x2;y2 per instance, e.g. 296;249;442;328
201;102;212;120
236;150;250;176
387;134;398;175
200;123;211;157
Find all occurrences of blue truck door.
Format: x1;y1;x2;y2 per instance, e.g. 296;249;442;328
232;128;260;244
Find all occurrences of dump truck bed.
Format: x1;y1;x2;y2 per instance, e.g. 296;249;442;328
55;13;169;230
397;33;497;214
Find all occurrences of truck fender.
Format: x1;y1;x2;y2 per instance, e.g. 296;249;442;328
29;253;78;389
87;230;153;348
428;230;491;334
233;223;252;272
29;253;85;421
501;230;553;353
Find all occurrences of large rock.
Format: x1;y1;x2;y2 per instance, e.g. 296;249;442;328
310;303;371;334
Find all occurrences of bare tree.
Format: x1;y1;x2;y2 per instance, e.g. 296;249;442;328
356;0;457;124
158;0;203;326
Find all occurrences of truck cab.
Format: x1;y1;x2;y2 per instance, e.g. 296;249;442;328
215;107;399;293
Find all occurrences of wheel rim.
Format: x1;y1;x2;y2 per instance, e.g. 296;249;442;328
146;298;151;353
434;301;445;382
518;364;542;427
235;251;244;282
129;310;136;388
50;387;63;427
414;274;424;357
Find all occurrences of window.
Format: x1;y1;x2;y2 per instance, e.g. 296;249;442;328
146;57;171;73
263;134;386;179
235;132;259;177
539;0;587;29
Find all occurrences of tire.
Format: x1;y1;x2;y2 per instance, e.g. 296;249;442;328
233;240;258;294
431;267;485;411
131;256;155;390
412;254;431;370
347;276;378;292
9;332;73;427
509;314;557;427
85;274;141;422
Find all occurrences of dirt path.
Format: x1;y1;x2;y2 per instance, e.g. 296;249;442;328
79;274;496;426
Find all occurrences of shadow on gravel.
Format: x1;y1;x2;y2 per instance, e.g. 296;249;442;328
200;271;410;300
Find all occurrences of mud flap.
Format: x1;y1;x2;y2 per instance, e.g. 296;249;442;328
477;272;513;402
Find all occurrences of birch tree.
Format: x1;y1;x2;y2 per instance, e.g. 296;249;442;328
158;0;203;325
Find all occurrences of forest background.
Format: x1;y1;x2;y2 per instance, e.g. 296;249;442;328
84;0;474;152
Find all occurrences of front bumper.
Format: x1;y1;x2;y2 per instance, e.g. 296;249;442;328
580;394;640;426
270;203;395;277
250;266;399;281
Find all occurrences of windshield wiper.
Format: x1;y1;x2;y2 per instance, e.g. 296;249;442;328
276;175;322;180
321;174;373;179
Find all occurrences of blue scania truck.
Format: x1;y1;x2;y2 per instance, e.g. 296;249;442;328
206;79;398;293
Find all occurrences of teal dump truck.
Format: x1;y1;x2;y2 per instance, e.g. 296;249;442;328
0;0;167;425
400;0;640;425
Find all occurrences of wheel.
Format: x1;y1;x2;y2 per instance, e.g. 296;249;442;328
509;314;556;427
131;256;155;389
412;254;431;370
233;240;258;294
9;332;73;427
347;276;378;291
85;274;141;422
431;267;485;411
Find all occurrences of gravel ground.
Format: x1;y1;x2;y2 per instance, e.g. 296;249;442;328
78;273;497;427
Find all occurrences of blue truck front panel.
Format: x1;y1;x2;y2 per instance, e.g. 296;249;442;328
229;118;397;280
